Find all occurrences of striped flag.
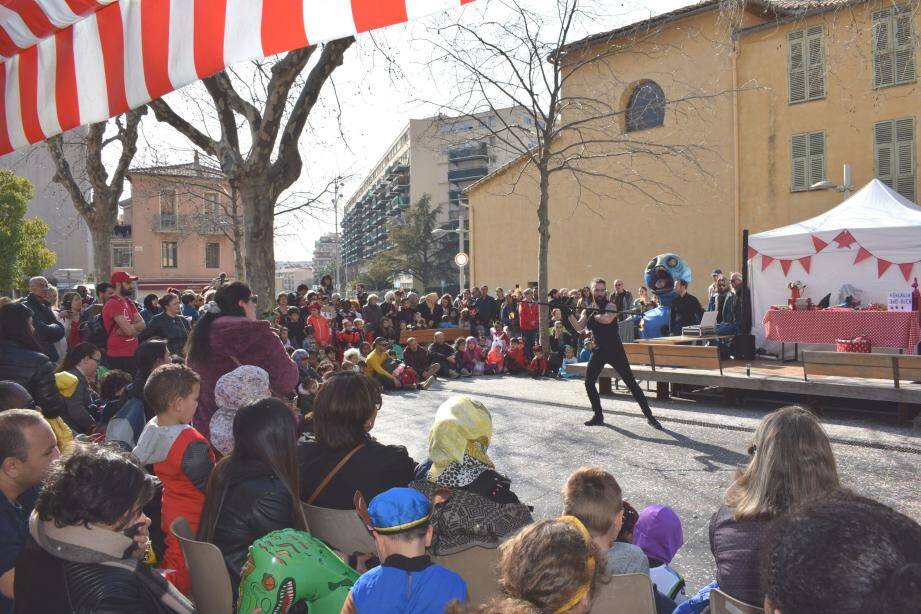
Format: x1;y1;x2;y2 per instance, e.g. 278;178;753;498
0;0;476;156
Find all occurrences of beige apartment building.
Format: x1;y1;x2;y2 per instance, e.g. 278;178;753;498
466;0;920;295
341;107;533;282
115;158;237;293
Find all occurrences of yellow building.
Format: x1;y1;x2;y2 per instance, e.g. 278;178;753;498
467;0;919;297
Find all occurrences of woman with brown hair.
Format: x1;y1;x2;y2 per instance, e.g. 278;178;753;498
709;405;840;605
451;517;601;613
297;371;415;509
197;397;307;597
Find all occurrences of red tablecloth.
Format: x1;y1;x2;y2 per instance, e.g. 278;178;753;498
763;310;921;354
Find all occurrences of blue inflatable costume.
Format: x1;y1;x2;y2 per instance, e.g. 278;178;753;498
640;253;693;339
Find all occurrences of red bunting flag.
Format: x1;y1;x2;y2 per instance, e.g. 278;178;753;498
780;259;793;275
761;255;774;271
799;256;812;274
899;262;915;282
878;259;892;278
812;236;829;253
854;247;873;264
746;246;757;261
833;230;858;249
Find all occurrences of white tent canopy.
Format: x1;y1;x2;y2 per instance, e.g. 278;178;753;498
749;179;921;348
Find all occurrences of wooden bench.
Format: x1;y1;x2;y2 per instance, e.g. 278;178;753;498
600;343;722;398
803;351;921;421
400;328;471;345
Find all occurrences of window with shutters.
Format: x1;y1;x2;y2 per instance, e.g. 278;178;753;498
788;26;826;103
205;242;220;269
875;117;916;201
873;4;916;88
790;131;826;191
161;241;178;269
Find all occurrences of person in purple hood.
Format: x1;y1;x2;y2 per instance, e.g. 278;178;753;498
633;505;687;605
185;282;298;439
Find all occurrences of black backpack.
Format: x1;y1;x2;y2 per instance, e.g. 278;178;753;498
79;299;116;350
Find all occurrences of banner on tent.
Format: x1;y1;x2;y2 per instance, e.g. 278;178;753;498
748;229;919;282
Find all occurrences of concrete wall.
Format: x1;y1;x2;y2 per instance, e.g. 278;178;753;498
736;1;921;234
469;9;739;296
0;131;92;276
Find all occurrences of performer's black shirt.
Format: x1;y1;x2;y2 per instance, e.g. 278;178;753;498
587;313;620;349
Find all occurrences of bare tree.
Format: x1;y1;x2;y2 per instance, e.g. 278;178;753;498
46;109;146;283
149;39;354;310
425;0;734;347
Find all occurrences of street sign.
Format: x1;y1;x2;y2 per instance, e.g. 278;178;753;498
454;252;469;267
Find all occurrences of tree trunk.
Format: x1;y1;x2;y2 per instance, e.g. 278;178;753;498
537;167;551;351
239;181;276;315
89;206;116;284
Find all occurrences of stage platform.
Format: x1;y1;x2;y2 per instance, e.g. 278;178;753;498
567;358;921;421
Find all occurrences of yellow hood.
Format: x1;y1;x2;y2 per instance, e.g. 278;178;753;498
54;371;78;398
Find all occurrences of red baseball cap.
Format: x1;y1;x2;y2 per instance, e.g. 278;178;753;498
109;271;138;284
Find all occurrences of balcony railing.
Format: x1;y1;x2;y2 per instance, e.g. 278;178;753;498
113;224;132;239
448;143;488;162
447;166;488;182
153;213;231;235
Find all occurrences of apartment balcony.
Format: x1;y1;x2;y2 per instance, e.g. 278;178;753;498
448;143;488;162
113;224;132;239
153;213;231;235
447;166;488;182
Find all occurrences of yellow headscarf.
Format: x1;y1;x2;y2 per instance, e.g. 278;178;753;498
427;395;494;479
555;515;596;613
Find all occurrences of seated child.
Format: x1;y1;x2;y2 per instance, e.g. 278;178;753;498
528;346;549;378
578;338;595;363
133;364;214;595
342;347;363;372
413;311;428;329
458;308;471;330
302;323;319;352
460;336;486;375
505;338;528;375
344;488;468;613
486;340;506;374
453;338;470;376
209;365;271;456
633;505;687;604
559;345;581;379
292;348;323;384
562;466;649;576
97;368;133;424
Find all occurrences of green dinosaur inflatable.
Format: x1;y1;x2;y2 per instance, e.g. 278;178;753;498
237;529;360;614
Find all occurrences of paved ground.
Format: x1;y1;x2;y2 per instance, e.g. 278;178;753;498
370;375;921;593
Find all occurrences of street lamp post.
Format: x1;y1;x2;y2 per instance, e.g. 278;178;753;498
333;176;343;292
432;217;467;292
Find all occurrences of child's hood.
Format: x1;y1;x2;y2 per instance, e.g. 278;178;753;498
132;417;194;465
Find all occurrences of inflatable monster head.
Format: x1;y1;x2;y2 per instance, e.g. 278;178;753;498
237;529;359;614
644;253;692;307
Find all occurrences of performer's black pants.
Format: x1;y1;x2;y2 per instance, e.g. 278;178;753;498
584;341;654;421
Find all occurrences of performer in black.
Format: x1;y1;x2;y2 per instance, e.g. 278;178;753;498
564;277;663;429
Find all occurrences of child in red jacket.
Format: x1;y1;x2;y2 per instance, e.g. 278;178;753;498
528;346;549;378
133;364;214;595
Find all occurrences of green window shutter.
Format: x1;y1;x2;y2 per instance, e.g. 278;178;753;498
788;30;807;103
894;117;916;201
791;132;809;191
808;131;826;187
873;8;895;88
894;5;916;85
875;119;896;189
806;26;826;99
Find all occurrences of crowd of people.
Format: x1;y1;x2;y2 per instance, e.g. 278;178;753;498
0;271;916;613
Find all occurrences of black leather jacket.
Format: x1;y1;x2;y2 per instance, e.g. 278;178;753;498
0;340;66;419
209;461;296;594
15;535;176;614
138;312;190;355
23;293;64;363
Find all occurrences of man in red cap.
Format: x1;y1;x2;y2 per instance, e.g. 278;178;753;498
102;271;146;374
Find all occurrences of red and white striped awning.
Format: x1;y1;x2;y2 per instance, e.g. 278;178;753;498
0;0;474;156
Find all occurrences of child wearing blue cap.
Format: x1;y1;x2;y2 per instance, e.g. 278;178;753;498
343;487;468;613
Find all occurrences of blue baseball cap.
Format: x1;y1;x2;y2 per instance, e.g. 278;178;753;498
368;488;431;534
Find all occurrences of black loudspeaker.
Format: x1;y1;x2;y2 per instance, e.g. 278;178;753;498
732;334;756;360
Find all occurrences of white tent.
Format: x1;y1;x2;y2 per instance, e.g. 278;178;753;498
749;179;921;348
